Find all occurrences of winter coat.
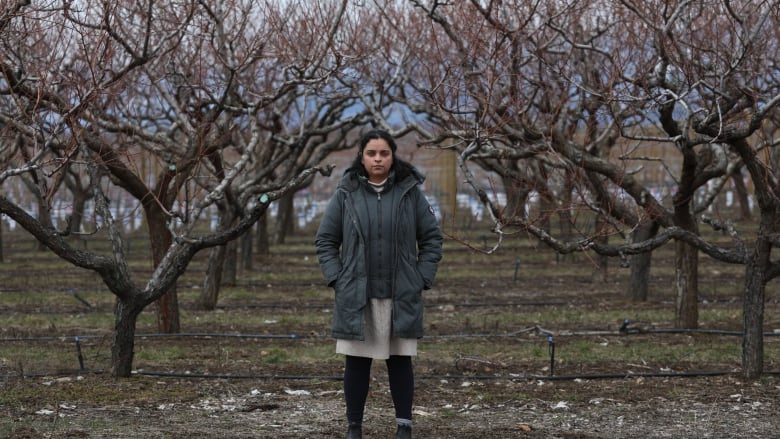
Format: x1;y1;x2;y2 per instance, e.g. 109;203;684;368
315;164;443;340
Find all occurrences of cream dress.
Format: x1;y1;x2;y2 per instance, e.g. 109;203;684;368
335;299;417;359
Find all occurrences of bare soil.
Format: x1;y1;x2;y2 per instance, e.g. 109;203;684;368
3;370;778;438
1;239;779;438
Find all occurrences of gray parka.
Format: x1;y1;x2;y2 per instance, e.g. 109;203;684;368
315;165;443;340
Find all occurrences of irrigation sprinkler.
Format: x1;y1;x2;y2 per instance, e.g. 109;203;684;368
75;336;85;371
548;335;555;377
619;319;645;335
6;325;780;380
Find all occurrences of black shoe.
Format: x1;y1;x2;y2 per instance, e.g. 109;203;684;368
346;423;362;439
396;424;412;439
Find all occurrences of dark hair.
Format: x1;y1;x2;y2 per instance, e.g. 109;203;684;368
359;129;397;153
349;129;415;181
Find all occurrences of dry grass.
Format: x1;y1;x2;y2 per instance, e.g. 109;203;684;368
1;223;778;438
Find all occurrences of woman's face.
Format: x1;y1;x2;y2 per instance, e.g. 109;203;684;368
361;138;394;183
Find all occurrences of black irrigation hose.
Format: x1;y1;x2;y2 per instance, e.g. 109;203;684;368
0;333;318;342
5;287;778;311
7;369;780;381
135;369;780;381
2;326;780;343
7;282;771;305
136;332;315;339
5;330;780;382
4;327;778;381
215;300;573;310
136;371;344;380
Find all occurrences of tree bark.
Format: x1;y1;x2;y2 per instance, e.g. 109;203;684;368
222;239;237;287
555;178;574;264
500;173;529;220
256;214;270;257
36;199;51;252
68;185;90;235
591;215;608;283
558;177;573;242
741;223;771;379
674;240;699;329
240;227;253;271
0;214;4;263
731;170;752;221
198;244;227;311
540;192;555;263
274;192;295;244
627;221;659;301
111;298;144;378
147;208;180;333
672;154;700;329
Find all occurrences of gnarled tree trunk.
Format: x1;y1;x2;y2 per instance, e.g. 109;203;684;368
741;219;771;379
147;208;180;333
198;244;227;311
674;241;699;329
111;298;145;378
627;221;659;301
274;192;295;244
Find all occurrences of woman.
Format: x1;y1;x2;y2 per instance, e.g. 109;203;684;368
315;129;443;439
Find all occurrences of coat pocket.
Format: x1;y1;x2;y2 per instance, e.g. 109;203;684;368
396;257;424;300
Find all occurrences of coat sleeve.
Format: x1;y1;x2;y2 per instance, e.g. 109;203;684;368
315;192;344;287
414;188;443;289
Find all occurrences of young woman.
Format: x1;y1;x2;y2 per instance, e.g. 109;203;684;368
315;129;443;439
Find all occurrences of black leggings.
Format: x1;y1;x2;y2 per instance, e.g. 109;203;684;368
344;355;414;424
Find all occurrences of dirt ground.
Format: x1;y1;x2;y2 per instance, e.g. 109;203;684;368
4;309;779;438
2;238;780;438
3;371;778;438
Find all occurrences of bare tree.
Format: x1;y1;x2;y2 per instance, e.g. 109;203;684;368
191;0;386;309
397;0;780;378
0;0;355;376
